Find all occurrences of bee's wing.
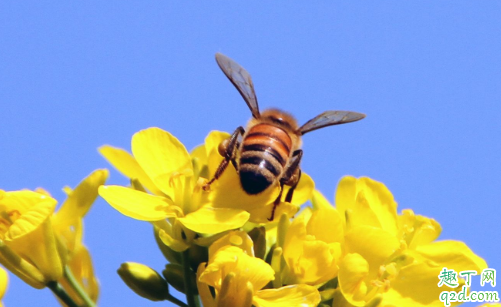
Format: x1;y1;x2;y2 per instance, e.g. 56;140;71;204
298;111;366;135
215;53;260;118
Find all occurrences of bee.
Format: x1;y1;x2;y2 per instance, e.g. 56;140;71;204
203;53;365;220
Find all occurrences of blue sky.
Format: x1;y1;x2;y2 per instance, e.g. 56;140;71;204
1;2;499;306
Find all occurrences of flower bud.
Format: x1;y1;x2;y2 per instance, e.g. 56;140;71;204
117;262;168;301
162;263;198;295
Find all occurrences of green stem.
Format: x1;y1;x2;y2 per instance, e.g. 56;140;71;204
166;293;189;307
47;281;79;307
64;266;97;307
182;250;198;307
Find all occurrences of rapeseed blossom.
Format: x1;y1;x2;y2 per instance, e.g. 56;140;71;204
98;128;313;251
0;169;107;306
98;127;488;307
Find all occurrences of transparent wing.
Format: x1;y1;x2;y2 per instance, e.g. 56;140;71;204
298;111;366;135
215;53;260;118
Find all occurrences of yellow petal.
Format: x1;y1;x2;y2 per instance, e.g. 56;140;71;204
178;206;250;234
311;189;333;211
208;230;255;259
158;229;189;252
99;186;179;221
283;213;341;284
415;240;487;272
4;197;56;241
338;253;370;306
0;267;7;299
99;145;163;195
344;225;400;278
197;263;216;307
132;127;193;196
298;241;341;285
54;169;108;228
336;176;398;235
0;191;56;215
253;284;321;307
217;273;254;307
383;259;454;306
190;144;208;166
200;246;274;291
0;241;46;288
6;203;63;281
204;131;231;177
306;205;344;244
246;201;299;224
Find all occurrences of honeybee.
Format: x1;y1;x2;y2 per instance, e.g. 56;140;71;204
203;53;365;220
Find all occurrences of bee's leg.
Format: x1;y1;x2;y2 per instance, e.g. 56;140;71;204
268;182;285;221
285;169;302;203
268;149;303;221
203;126;245;191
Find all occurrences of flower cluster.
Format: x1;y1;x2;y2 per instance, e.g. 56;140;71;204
0;126;490;306
96;127;488;307
0;169;107;306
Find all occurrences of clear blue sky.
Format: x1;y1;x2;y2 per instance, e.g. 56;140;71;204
1;2;499;306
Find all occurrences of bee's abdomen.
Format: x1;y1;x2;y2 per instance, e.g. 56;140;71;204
239;124;292;194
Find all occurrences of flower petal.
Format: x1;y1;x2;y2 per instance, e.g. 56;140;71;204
283;213;341;285
99;145;163;195
344;225;400;278
0;267;7;299
158;229;189;252
253;284;321;307
132;128;193;196
54;169;108;228
99;186;179;221
178;206;249;235
0;191;56;215
311;189;332;211
307;205;344;244
336;176;398;235
383;258;458;306
204;131;231;177
208;230;255;258
338;253;370;306
4;197;57;241
200;246;274;291
415;240;487;272
6;204;63;281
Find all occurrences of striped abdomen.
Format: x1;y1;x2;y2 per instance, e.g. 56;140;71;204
239;123;292;194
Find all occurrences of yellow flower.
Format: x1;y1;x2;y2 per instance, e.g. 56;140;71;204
98;128;251;242
322;176;488;307
0;168;106;305
0;189;62;288
281;204;343;285
98;128;314;249
197;231;321;307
